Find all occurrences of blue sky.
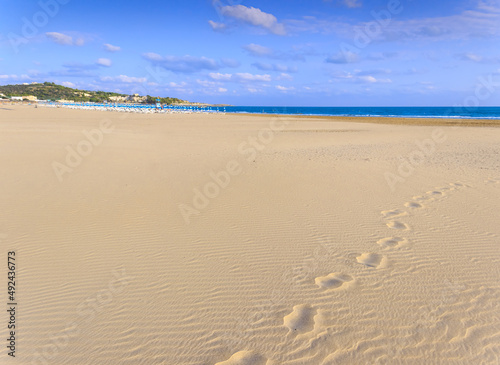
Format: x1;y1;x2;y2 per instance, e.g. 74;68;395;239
0;0;499;106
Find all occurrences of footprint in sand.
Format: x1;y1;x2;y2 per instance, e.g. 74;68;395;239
386;220;409;230
283;304;316;333
377;237;408;249
356;253;387;268
315;273;353;290
426;190;444;196
485;178;500;184
437;186;451;191
405;201;422;209
215;351;267;365
381;209;407;219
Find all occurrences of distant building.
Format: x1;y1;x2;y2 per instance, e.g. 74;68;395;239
109;96;128;102
126;94;146;103
11;96;23;101
24;95;38;101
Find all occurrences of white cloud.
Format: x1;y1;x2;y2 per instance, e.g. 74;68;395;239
276;85;295;91
0;74;30;80
218;87;228;93
46;32;72;45
143;52;163;61
234;73;271;82
332;70;392;84
61;81;75;88
358;76;377;83
143;53;219;73
459;53;484;62
290;1;500;41
196;79;217;88
220;5;286;35
208;72;271;83
252;62;298;72
456;52;500;63
100;75;147;83
359;75;391;83
356;68;392;76
243;43;274;56
277;73;293;81
169;82;187;88
208;20;227;32
209;73;232;81
46;32;84;46
103;43;121;52
96;58;112;67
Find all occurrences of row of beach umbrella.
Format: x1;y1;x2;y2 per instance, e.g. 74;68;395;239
38;101;226;114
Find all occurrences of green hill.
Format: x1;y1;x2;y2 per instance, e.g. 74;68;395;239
0;82;186;104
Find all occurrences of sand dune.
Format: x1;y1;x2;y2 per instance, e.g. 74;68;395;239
1;105;499;364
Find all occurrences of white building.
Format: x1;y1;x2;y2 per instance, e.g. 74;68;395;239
11;96;23;101
127;95;147;103
109;96;128;102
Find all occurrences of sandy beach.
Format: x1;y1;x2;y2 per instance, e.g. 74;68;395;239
1;105;499;364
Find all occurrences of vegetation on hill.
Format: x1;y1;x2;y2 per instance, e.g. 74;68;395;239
0;82;186;104
145;95;186;105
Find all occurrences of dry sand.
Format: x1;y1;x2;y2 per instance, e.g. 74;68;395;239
1;105;499;364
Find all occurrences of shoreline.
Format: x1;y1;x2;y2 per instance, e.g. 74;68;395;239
228;113;500;127
3;104;500;127
3;105;500;127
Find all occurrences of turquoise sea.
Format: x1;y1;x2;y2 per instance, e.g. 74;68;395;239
220;106;500;119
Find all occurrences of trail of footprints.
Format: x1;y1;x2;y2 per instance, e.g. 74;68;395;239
219;181;476;364
278;184;469;338
367;182;467;267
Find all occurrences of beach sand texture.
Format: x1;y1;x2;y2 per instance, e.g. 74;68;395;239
1;105;499;364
